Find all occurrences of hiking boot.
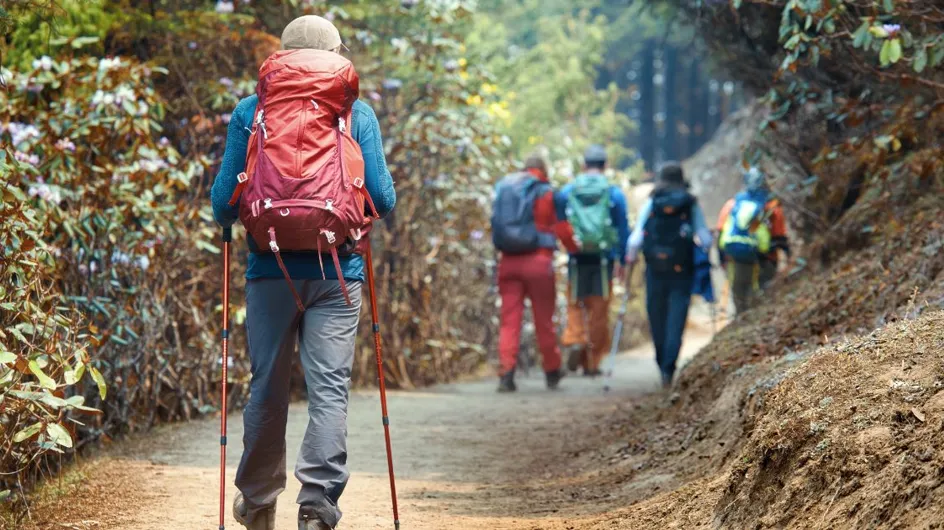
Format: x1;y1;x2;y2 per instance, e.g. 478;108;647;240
545;368;566;390
497;370;517;393
661;371;673;389
233;492;276;530
583;368;602;378
564;345;584;372
298;505;332;530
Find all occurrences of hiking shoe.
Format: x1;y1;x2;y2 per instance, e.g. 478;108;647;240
298;505;332;530
545;369;566;390
497;371;517;393
661;372;673;389
565;345;584;372
233;492;276;530
583;368;602;378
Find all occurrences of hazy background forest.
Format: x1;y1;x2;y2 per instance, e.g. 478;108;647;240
2;0;943;525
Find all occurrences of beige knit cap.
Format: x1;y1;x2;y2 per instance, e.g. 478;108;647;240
280;15;343;51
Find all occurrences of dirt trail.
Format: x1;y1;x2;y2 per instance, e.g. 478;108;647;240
36;317;715;530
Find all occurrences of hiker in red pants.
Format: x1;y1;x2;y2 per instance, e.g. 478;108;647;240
491;155;579;392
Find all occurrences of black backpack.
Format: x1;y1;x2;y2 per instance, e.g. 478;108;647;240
642;189;696;273
491;172;556;254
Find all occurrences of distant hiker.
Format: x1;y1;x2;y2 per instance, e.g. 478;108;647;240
717;166;789;314
558;145;630;377
210;15;396;530
626;162;711;388
491;155;579;393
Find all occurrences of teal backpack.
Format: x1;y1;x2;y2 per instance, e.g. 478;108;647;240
567;173;617;253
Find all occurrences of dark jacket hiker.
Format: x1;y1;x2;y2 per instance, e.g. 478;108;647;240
627;163;711;388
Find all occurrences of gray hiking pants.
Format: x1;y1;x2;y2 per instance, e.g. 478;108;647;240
235;278;362;528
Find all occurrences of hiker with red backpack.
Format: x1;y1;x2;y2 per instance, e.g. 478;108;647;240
210;16;396;530
626;163;711;388
558;145;631;377
491;155;579;393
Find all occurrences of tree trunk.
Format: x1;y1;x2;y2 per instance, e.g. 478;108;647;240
639;41;655;172
663;45;678;162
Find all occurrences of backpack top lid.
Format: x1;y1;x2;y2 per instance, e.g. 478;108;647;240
650;187;695;217
258;49;359;114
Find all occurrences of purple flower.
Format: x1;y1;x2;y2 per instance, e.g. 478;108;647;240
14;151;39;166
325;12;336;21
882;24;901;36
27;183;61;203
56;138;76;152
444;59;459;72
470;230;484;241
215;1;235;14
221;113;232;124
382;78;403;91
6;122;41;147
159;136;171;147
188;41;198;50
219;77;234;88
369;91;382;101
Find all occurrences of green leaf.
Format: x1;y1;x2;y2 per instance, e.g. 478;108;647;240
852;22;870;48
46;423;73;448
29;360;57;390
914;47;928;72
70;36;101;49
883;0;894;13
889;38;903;64
0;351;16;365
89;366;107;400
869;26;889;39
880;40;892;66
40;394;69;408
65;395;101;414
13;422;43;443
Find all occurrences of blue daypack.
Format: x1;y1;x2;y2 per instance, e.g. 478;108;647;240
491;173;556;254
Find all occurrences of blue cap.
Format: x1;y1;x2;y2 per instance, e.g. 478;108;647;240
584;144;608;165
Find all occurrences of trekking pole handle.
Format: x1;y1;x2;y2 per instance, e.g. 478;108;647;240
222;226;232;243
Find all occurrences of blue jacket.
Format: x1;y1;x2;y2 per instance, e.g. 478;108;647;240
210;96;396;282
555;176;631;265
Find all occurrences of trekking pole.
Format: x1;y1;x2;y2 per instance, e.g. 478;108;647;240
219;226;232;530
603;262;635;393
364;244;401;530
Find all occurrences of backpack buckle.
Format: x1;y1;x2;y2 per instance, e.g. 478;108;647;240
269;240;280;253
338;117;346;133
263;198;273;210
352;177;364;189
324;200;334;211
322;230;337;245
237;172;248;183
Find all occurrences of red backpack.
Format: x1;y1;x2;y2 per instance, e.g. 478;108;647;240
228;49;379;309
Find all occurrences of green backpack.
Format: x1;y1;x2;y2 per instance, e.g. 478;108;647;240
567;173;617;253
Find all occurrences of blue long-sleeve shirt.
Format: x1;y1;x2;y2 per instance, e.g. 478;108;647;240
210;95;396;282
555;178;630;265
626;197;712;263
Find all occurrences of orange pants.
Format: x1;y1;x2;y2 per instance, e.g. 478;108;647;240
561;293;611;371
